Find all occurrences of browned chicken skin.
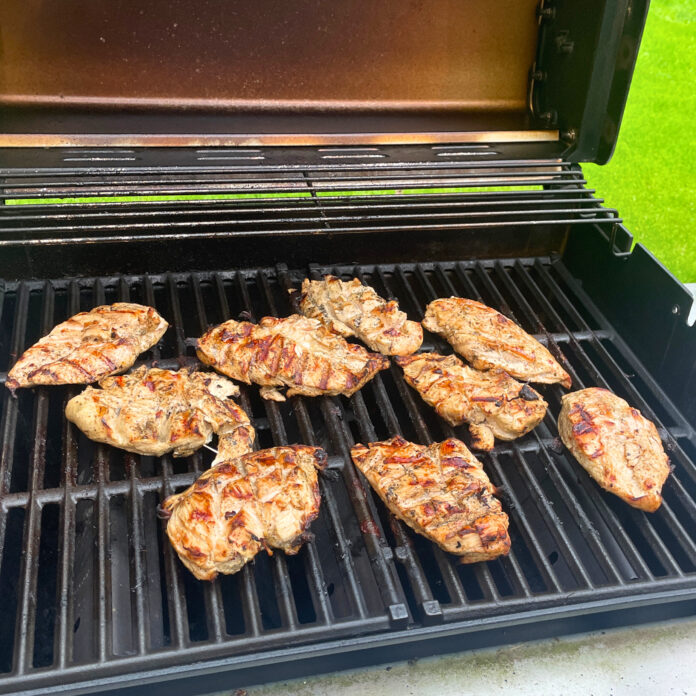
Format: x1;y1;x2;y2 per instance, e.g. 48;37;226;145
396;353;547;450
65;367;255;459
297;275;423;356
351;436;510;562
423;297;571;389
558;388;670;512
161;446;327;580
6;303;168;392
197;314;389;401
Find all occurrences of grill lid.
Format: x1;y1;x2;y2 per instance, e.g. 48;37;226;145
0;0;647;162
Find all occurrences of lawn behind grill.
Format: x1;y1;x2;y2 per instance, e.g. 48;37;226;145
584;0;696;282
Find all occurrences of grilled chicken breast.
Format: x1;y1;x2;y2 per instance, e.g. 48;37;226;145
396;353;547;450
65;366;254;459
423;297;571;388
558;388;670;512
351;436;510;562
297;275;423;355
161;445;327;580
197;314;389;401
6;303;168;392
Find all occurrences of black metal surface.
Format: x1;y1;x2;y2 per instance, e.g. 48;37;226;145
0;250;694;695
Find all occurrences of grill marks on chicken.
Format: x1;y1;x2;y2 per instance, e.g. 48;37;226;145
161;446;327;580
558;388;670;512
65;367;255;459
423;297;571;389
6;303;168;392
196;314;389;401
297;275;423;356
351;436;510;562
396;353;547;450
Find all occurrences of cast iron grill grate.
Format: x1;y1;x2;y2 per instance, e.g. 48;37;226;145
0;256;695;694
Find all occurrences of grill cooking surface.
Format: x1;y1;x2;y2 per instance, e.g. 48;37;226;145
0;255;695;694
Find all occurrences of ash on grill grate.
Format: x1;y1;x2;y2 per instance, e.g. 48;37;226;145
0;256;694;695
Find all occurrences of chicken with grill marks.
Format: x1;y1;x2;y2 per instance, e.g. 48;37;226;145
297;275;423;356
351;436;510;562
558;388;670;512
196;314;389;401
6;303;168;392
423;297;571;389
161;445;327;580
396;353;547;450
65;366;254;459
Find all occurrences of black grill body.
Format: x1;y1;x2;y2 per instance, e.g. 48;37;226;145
0;145;694;695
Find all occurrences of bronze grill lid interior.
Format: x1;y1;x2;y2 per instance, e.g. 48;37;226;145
0;0;557;147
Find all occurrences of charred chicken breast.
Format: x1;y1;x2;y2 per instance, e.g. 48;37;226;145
7;303;168;392
65;366;255;459
297;275;422;355
396;353;547;450
558;388;670;512
423;297;571;388
197;314;389;401
351;436;510;562
161;445;327;580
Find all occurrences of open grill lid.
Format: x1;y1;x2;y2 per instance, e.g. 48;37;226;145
0;0;647;162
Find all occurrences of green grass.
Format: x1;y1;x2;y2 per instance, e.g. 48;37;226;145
584;0;696;282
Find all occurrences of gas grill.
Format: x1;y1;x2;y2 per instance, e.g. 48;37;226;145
0;1;695;694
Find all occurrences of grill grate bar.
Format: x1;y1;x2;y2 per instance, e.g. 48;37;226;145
0;160;584;190
285;399;334;626
0;196;608;222
143;276;189;650
14;283;54;674
173;273;226;643
127;455;149;654
116;262;151;654
54;282;81;668
0;209;619;240
95;445;111;661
